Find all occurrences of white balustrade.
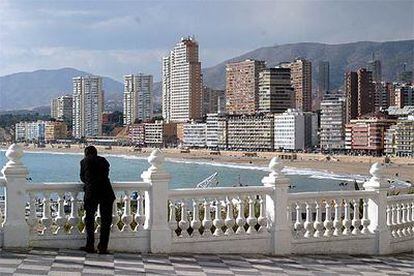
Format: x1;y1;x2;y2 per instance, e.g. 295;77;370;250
288;191;377;240
168;187;273;240
386;194;414;240
0;145;413;255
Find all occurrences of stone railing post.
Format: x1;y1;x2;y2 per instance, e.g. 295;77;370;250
363;162;390;255
141;149;171;253
1;144;29;248
262;157;291;255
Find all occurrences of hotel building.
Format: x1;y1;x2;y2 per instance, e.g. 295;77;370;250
72;76;104;138
162;37;203;122
384;117;414;157
123;74;153;125
182;122;207;148
394;84;414;108
320;97;346;150
226;59;266;115
51;95;73;126
258;67;294;114
45;121;68;142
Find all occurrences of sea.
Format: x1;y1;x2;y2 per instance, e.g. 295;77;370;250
0;151;369;193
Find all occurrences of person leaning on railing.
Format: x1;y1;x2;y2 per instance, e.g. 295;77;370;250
80;145;115;254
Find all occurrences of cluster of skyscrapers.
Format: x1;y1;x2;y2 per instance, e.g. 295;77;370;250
14;35;414;156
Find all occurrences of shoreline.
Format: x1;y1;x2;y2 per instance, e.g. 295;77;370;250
1;144;413;183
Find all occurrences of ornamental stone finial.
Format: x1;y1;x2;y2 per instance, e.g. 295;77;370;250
5;143;24;165
363;162;388;190
268;157;281;176
147;148;165;170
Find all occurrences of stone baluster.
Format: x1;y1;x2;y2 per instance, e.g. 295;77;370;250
41;193;52;235
323;201;333;237
361;198;371;235
0;208;3;226
111;198;121;233
224;197;235;235
2;144;30;248
304;202;314;238
396;203;402;237
121;191;133;232
294;202;304;238
411;202;414;234
401;203;407;236
235;196;246;235
405;202;412;236
213;199;224;236
342;199;351;235
313;200;323;238
190;199;201;237
27;192;38;235
168;201;178;237
391;204;397;237
363;162;391;254
95;206;101;233
202;199;212;237
352;199;361;235
68;192;79;235
262;157;291;254
179;201;189;237
141;149;172;253
81;201;86;234
257;195;268;233
333;199;342;236
54;192;66;235
134;192;145;231
246;195;258;234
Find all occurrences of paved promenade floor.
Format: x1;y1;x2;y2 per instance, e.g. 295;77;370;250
0;248;413;275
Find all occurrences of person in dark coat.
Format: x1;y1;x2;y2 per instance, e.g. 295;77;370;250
80;146;116;254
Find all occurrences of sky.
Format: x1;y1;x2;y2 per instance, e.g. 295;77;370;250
1;0;413;82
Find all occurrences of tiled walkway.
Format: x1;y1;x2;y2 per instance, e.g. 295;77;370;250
0;248;413;275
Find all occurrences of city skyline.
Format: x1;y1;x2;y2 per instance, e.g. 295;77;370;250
1;0;413;81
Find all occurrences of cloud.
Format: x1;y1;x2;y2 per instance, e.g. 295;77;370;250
0;0;413;80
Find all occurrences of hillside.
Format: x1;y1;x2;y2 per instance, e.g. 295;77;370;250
0;68;123;111
201;40;414;89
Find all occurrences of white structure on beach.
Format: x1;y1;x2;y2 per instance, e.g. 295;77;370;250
0;144;413;255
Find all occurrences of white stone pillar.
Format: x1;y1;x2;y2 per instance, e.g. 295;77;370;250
262;157;291;255
1;144;29;248
363;162;390;255
141;149;171;253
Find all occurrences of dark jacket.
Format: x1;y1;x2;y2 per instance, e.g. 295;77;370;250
80;155;116;202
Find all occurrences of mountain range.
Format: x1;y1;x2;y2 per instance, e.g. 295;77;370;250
0;39;413;111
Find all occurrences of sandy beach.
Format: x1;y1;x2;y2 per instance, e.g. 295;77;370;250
1;143;413;183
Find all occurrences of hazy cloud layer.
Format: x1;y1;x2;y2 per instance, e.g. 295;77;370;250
1;0;413;81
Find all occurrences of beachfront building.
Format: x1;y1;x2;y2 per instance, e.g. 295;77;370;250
162;36;203;123
50;95;73;126
182;122;207;148
345;116;396;154
144;121;177;147
15;122;27;142
202;86;225;115
226;114;274;151
206;113;227;149
226;59;266;115
258;67;294;114
44;121;68;142
280;58;312;112
72;76;104;138
128;124;145;146
320;97;346;150
274;109;305;150
384;117;414;157
123;74;153;125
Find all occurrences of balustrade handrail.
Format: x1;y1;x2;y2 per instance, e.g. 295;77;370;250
288;189;377;201
387;193;414;202
26;181;150;193
169;185;273;199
